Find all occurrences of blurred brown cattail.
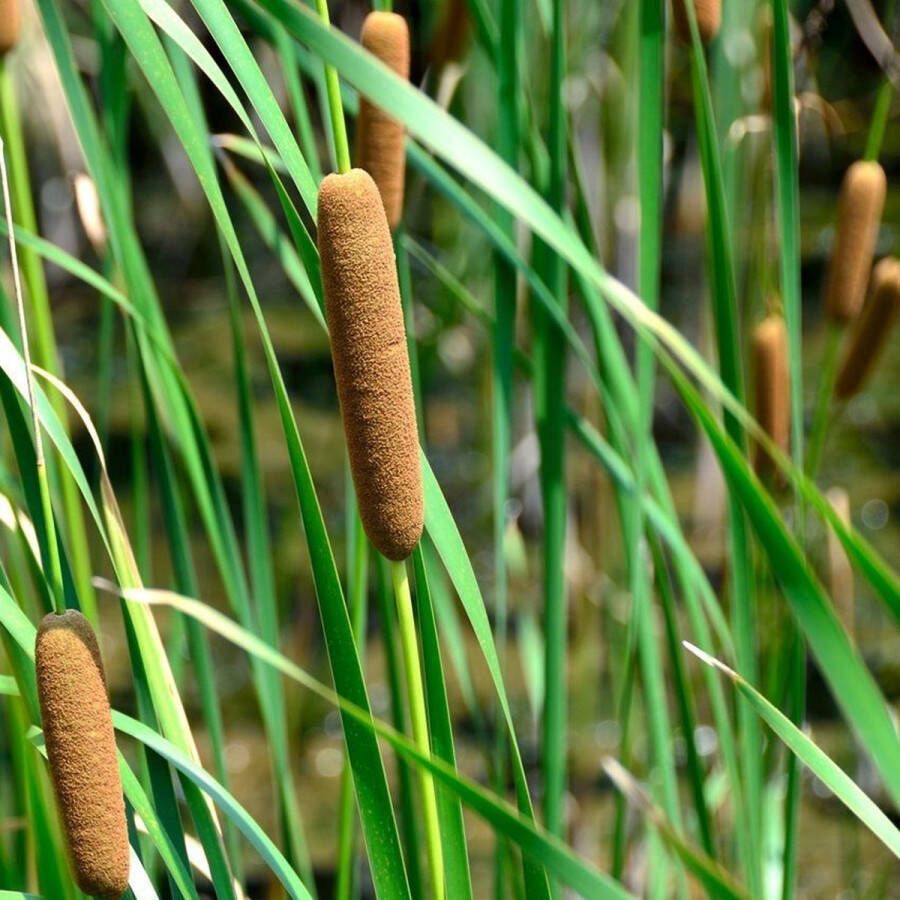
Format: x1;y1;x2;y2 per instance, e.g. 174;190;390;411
317;169;423;560
672;0;722;44
429;0;471;70
356;12;410;230
36;610;130;898
824;161;887;323
835;256;900;399
825;487;855;637
752;314;790;474
0;0;19;55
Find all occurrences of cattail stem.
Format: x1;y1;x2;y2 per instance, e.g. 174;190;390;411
804;320;843;479
392;559;445;900
862;0;898;161
314;0;351;173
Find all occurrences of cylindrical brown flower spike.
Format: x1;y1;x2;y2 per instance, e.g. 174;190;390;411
752;314;790;475
355;12;410;230
672;0;722;44
36;610;130;898
835;256;900;399
824;161;887;323
318;169;423;561
0;0;20;55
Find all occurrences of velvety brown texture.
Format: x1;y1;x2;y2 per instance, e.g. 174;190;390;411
825;161;887;322
835;256;900;398
317;169;423;560
36;611;130;899
672;0;721;44
0;0;18;55
752;315;790;475
356;12;410;230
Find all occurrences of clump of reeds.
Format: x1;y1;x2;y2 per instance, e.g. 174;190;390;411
317;168;423;561
824;161;887;323
835;256;900;399
356;11;410;230
752;313;790;474
0;0;19;55
36;610;130;898
672;0;721;44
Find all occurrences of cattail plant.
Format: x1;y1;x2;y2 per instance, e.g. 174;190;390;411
35;610;130;898
824;161;887;323
672;0;721;44
318;166;444;897
752;314;790;475
835;256;900;399
355;11;410;230
317;168;424;560
0;0;19;55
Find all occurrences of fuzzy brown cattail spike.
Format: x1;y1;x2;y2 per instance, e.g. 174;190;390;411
672;0;722;44
824;161;887;323
356;12;410;230
835;256;900;399
318;169;423;560
36;611;130;898
752;314;790;475
0;0;20;55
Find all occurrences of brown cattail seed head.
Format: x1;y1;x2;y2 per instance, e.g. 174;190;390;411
36;611;130;898
356;12;410;230
0;0;19;55
824;161;887;323
317;169;423;560
672;0;722;44
752;314;790;475
835;256;900;399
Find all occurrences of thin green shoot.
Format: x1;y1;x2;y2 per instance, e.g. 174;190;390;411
391;558;445;900
314;0;350;172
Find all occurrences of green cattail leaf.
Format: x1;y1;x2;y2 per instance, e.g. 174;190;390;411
685;643;900;857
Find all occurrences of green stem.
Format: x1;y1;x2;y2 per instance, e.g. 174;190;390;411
392;558;445;900
863;0;898;162
492;0;518;891
314;0;350;173
780;628;806;900
805;321;842;480
538;0;568;861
